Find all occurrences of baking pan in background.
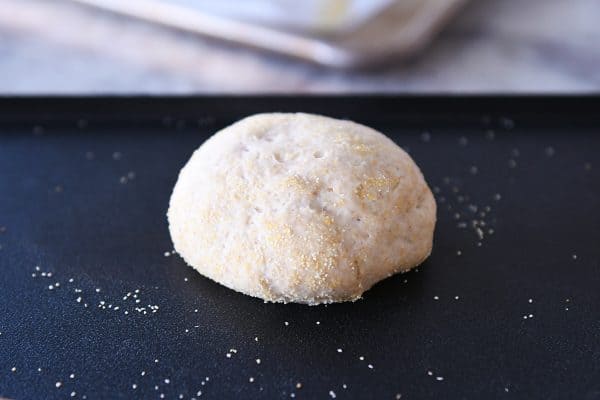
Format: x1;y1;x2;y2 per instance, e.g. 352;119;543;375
0;97;599;399
69;0;467;68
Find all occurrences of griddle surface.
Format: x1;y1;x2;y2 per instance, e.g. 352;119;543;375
0;97;599;399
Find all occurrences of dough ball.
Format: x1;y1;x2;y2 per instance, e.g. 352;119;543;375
168;113;436;305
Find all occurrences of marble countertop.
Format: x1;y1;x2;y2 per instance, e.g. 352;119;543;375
0;0;599;93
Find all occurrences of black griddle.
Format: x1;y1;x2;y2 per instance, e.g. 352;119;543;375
0;97;599;400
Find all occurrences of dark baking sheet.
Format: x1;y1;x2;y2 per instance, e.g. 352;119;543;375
0;97;599;400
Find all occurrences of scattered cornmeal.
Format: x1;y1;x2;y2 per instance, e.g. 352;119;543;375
168;113;436;305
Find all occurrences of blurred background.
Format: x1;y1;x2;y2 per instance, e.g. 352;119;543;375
0;0;599;94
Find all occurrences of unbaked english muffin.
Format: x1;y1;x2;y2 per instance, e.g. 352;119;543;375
168;113;436;305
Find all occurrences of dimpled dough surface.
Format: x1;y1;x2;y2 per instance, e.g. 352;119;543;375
168;113;436;305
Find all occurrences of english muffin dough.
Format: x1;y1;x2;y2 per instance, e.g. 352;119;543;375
168;113;436;304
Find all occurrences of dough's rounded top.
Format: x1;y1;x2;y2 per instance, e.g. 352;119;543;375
168;113;436;304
